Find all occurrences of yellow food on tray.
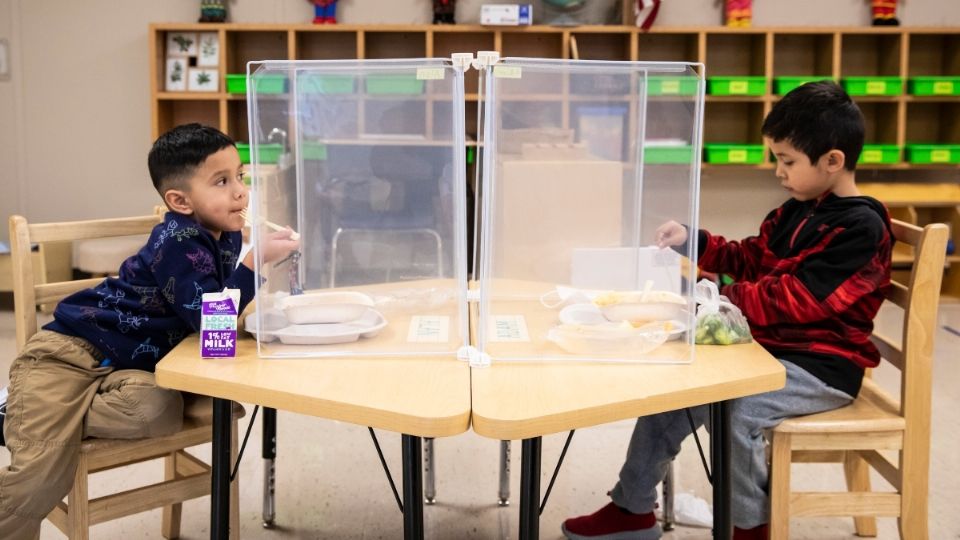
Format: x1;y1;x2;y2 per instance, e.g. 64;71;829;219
592;290;686;307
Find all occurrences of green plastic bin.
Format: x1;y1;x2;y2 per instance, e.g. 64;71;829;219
704;143;765;164
647;77;699;96
300;74;355;94
904;143;960;165
773;76;832;95
644;145;695;164
908;76;960;96
226;74;286;95
858;144;900;165
707;76;766;96
301;142;328;161
236;143;283;165
365;74;424;95
841;76;902;96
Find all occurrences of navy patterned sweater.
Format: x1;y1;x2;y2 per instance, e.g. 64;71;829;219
44;212;256;371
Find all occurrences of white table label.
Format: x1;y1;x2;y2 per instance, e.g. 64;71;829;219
488;315;530;342
408;316;450;343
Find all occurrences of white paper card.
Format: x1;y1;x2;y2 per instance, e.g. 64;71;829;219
571;246;681;293
488;315;530;342
407;316;450;343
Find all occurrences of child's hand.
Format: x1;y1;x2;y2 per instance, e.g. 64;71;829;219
259;228;301;265
241;229;301;270
655;220;688;248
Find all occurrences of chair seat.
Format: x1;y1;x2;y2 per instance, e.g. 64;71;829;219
775;394;904;434
72;236;149;275
78;396;245;458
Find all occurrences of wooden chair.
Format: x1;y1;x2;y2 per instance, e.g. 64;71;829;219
768;219;948;540
9;212;242;539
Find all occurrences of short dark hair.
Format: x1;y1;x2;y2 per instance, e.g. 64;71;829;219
761;81;865;171
148;123;235;195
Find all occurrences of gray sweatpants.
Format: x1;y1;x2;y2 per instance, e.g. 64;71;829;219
610;359;854;529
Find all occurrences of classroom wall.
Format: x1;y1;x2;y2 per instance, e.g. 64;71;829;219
0;0;958;243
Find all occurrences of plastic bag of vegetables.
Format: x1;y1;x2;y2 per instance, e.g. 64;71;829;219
693;279;751;345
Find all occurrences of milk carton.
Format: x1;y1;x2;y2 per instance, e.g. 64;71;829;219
201;289;240;358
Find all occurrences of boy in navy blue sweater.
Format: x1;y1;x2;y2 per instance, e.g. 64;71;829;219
0;124;299;539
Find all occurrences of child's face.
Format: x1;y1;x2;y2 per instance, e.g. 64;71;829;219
182;146;247;238
766;138;840;202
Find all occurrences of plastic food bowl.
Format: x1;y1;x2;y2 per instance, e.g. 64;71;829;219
280;291;376;324
243;308;289;343
272;309;387;345
592;290;687;324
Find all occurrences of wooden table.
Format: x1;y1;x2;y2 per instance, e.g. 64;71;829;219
472;341;785;540
155;334;471;540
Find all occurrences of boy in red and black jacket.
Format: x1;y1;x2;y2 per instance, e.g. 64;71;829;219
562;82;892;540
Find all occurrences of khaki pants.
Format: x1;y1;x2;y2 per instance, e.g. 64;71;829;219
0;331;184;540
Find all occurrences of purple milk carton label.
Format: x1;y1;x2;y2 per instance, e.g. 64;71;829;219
201;290;239;358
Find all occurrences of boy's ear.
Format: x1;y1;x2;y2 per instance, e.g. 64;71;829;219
163;189;194;215
823;149;846;172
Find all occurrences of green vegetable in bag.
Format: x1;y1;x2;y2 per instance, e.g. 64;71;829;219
693;279;752;345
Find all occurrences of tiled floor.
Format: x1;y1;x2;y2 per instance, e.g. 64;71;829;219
1;304;958;539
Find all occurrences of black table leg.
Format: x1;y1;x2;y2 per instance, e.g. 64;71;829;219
401;434;424;540
710;401;732;540
519;437;542;540
211;398;233;540
262;407;277;528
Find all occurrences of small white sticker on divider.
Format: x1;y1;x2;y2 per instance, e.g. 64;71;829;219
493;65;522;79
488;315;530;342
408;316;450;343
417;68;445;80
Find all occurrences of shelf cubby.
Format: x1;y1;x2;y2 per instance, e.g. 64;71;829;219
906;102;960;144
636;32;700;63
296;30;358;60
570;31;632;61
705;32;767;76
773;33;835;78
840;33;901;77
907;33;960;77
225;30;289;74
156;99;220;137
363;31;426;59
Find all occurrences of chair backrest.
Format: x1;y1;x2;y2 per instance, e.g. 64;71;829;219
870;219;948;441
8;212;164;352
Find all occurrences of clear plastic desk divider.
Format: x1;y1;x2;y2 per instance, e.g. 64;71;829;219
475;58;705;364
247;58;470;358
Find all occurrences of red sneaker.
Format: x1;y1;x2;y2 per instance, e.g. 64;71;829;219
561;502;661;539
733;523;769;540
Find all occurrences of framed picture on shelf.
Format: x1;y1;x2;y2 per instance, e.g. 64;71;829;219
187;68;219;92
197;32;220;67
166;32;197;57
165;58;187;91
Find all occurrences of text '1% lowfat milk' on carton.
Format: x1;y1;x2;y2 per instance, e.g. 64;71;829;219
201;289;240;358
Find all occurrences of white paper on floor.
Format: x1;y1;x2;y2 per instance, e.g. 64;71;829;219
656;491;713;528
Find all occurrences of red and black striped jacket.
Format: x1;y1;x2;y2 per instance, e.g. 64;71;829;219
696;192;892;397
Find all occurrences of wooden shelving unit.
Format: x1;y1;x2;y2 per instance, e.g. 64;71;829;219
150;23;960;294
150;23;960;170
